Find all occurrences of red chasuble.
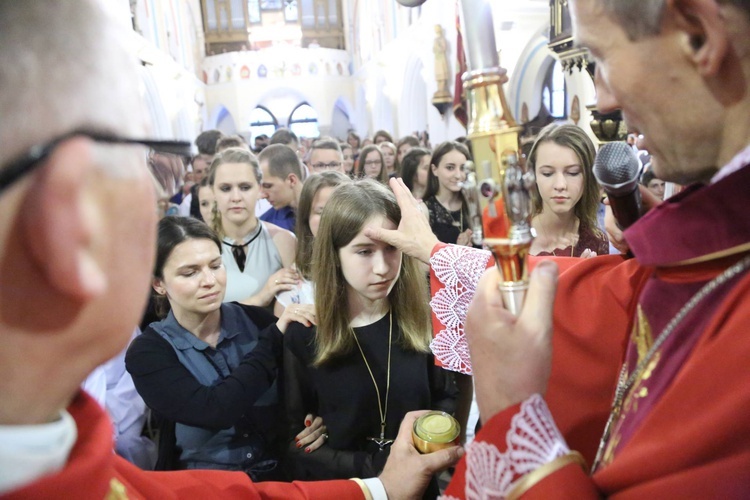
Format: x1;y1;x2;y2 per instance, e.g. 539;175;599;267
434;162;750;497
3;392;363;499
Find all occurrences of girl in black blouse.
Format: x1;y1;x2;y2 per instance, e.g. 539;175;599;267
420;141;474;247
419;142;476;446
283;180;456;487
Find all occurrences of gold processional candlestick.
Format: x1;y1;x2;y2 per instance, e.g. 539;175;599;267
458;0;535;316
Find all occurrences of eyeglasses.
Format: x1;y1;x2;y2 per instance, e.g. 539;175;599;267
364;159;383;166
0;129;192;195
310;161;342;171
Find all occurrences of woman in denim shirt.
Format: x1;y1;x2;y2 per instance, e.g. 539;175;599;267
126;216;322;479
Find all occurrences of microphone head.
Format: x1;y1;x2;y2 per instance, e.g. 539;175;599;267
593;141;641;195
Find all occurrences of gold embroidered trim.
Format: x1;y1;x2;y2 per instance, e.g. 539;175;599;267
663;242;750;267
349;478;374;500
105;478;129;500
506;451;587;500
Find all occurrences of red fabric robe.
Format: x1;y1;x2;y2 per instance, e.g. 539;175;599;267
3;393;363;499
437;161;750;497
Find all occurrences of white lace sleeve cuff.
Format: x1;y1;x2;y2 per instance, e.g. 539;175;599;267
443;395;571;499
429;244;492;375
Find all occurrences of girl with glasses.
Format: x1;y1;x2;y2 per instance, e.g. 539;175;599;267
356;144;388;184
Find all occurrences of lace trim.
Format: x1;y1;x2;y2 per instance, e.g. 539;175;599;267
430;328;473;375
439;395;569;499
429;245;492;375
505;396;569;476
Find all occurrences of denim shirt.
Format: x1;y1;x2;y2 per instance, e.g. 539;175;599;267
152;303;279;472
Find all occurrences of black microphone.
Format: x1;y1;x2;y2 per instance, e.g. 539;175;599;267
593;142;642;230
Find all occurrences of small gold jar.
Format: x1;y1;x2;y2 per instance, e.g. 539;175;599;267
412;411;460;454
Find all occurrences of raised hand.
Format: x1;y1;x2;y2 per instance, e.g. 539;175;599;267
364;177;438;264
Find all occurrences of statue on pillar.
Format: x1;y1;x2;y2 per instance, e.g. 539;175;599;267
432;24;452;115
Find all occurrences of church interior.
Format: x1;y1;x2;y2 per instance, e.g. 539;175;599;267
129;0;616;152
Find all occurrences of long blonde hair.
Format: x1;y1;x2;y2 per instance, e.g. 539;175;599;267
312;179;431;366
527;123;602;233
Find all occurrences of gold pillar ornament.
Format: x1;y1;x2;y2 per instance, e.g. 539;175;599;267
397;0;534;313
461;0;534;315
457;0;533;315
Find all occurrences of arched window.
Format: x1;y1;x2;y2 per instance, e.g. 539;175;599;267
288;103;319;139
206;0;218;29
249;106;278;142
541;59;567;119
247;0;261;23
284;0;299;22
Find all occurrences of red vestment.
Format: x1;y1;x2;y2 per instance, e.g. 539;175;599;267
433;161;750;497
3;393;363;499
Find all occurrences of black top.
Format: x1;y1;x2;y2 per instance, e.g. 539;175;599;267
424;196;469;245
189;183;202;220
125;303;283;476
283;313;457;480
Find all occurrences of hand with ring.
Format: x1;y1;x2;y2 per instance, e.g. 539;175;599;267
294;413;328;453
261;268;301;305
275;303;317;333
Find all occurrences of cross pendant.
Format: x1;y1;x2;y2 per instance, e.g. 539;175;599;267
367;436;394;450
367;425;393;450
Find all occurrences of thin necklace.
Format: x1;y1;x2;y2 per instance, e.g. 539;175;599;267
437;194;463;228
352;311;393;450
537;217;577;257
593;253;750;471
222;222;262;272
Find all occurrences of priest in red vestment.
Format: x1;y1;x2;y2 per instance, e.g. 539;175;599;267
366;0;750;496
